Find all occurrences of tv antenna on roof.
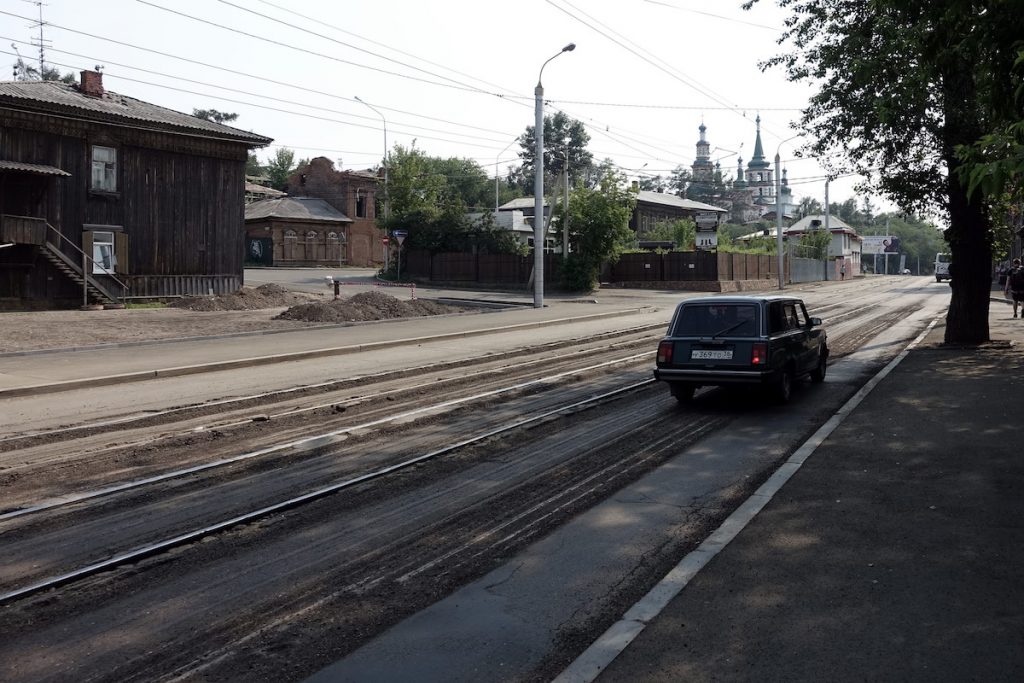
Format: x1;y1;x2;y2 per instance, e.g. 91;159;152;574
25;1;51;76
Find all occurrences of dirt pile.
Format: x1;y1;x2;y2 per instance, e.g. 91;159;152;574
274;291;466;323
168;283;320;311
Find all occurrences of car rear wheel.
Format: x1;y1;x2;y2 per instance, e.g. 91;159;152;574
774;368;794;403
670;382;697;403
810;349;827;383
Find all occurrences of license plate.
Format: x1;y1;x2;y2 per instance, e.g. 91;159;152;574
691;349;732;360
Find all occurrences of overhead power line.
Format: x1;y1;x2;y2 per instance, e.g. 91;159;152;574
134;1;510;99
0;49;517;150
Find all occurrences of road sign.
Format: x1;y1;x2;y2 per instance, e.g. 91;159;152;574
696;233;718;250
382;237;390;245
694;211;719;227
392;230;408;246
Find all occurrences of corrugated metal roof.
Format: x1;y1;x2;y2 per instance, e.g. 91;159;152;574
636;191;727;213
245;182;285;197
245;197;352;223
498;197;547;210
0;80;272;145
0;160;71;176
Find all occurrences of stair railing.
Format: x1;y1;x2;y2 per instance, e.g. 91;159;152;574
45;223;129;306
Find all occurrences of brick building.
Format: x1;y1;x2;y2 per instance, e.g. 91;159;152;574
284;157;383;267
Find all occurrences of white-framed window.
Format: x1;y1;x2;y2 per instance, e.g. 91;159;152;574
92;230;116;274
91;145;117;192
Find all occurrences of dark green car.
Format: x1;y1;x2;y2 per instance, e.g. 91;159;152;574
653;295;828;403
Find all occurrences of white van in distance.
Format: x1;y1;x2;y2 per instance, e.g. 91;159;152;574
935;253;952;282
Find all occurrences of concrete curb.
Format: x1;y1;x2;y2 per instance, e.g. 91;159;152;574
551;314;944;683
0;307;652;399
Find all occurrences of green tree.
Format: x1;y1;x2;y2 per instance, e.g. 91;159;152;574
560;169;637;291
516;111;593;191
245;153;264;178
192;108;239;124
264;148;296;191
11;57;76;83
638;175;669;192
747;0;1024;343
796;196;823;219
794;227;832;260
669;166;692;197
640;218;696;251
384;145;523;255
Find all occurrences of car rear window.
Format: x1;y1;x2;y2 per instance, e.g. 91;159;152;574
673;304;759;337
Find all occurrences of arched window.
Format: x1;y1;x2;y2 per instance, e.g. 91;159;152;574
283;229;297;260
327;230;347;264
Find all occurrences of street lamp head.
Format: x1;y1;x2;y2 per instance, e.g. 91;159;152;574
562;43;576;52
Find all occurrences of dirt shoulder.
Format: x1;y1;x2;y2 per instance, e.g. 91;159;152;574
2;285;469;354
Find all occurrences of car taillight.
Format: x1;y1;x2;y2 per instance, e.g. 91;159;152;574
751;342;767;365
657;340;673;364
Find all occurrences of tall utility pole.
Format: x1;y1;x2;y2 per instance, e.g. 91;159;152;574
533;43;575;309
563;155;570;258
774;134;801;289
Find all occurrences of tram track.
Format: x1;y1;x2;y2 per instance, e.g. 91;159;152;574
0;279;947;683
0;387;726;683
0;363;658;604
0;337;661;510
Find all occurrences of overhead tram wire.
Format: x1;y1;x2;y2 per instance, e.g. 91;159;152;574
250;0;520;98
133;1;517;100
642;0;782;32
10;4;730;171
545;0;740;116
250;0;808;155
544;98;802;112
0;50;516;151
0;34;519;140
546;0;790;140
0;40;519;143
211;0;524;99
176;0;700;160
1;10;795;175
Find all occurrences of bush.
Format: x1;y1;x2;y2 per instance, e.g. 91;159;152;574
559;253;599;292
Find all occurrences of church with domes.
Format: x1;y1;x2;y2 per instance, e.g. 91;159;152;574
691;115;792;223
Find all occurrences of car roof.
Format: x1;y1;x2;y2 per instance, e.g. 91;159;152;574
675;295;803;306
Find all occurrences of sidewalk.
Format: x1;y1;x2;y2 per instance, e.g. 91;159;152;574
564;300;1024;681
0;300;657;398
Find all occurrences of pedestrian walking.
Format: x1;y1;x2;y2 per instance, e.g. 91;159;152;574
1006;258;1024;318
840;261;846;281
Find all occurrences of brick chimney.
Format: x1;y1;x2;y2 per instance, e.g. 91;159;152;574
79;70;104;98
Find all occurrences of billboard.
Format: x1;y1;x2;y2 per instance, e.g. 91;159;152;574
861;235;901;255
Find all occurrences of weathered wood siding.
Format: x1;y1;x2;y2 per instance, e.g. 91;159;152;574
0;108;251;304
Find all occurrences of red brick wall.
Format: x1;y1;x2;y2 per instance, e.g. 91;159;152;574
285;157;383;266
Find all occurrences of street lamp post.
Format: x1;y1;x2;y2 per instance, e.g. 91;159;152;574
355;96;389;267
533;42;575;309
774;134;800;289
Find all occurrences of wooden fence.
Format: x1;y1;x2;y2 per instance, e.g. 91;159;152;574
402;249;780;287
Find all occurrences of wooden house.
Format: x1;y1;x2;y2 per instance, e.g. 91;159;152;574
0;70;272;308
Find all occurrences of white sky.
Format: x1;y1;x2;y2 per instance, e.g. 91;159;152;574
1;0;892;213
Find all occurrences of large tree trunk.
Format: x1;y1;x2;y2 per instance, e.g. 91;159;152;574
942;56;991;344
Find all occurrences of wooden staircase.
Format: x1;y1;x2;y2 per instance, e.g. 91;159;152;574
40;242;120;305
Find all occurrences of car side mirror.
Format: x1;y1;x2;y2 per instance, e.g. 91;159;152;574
809;317;822;327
